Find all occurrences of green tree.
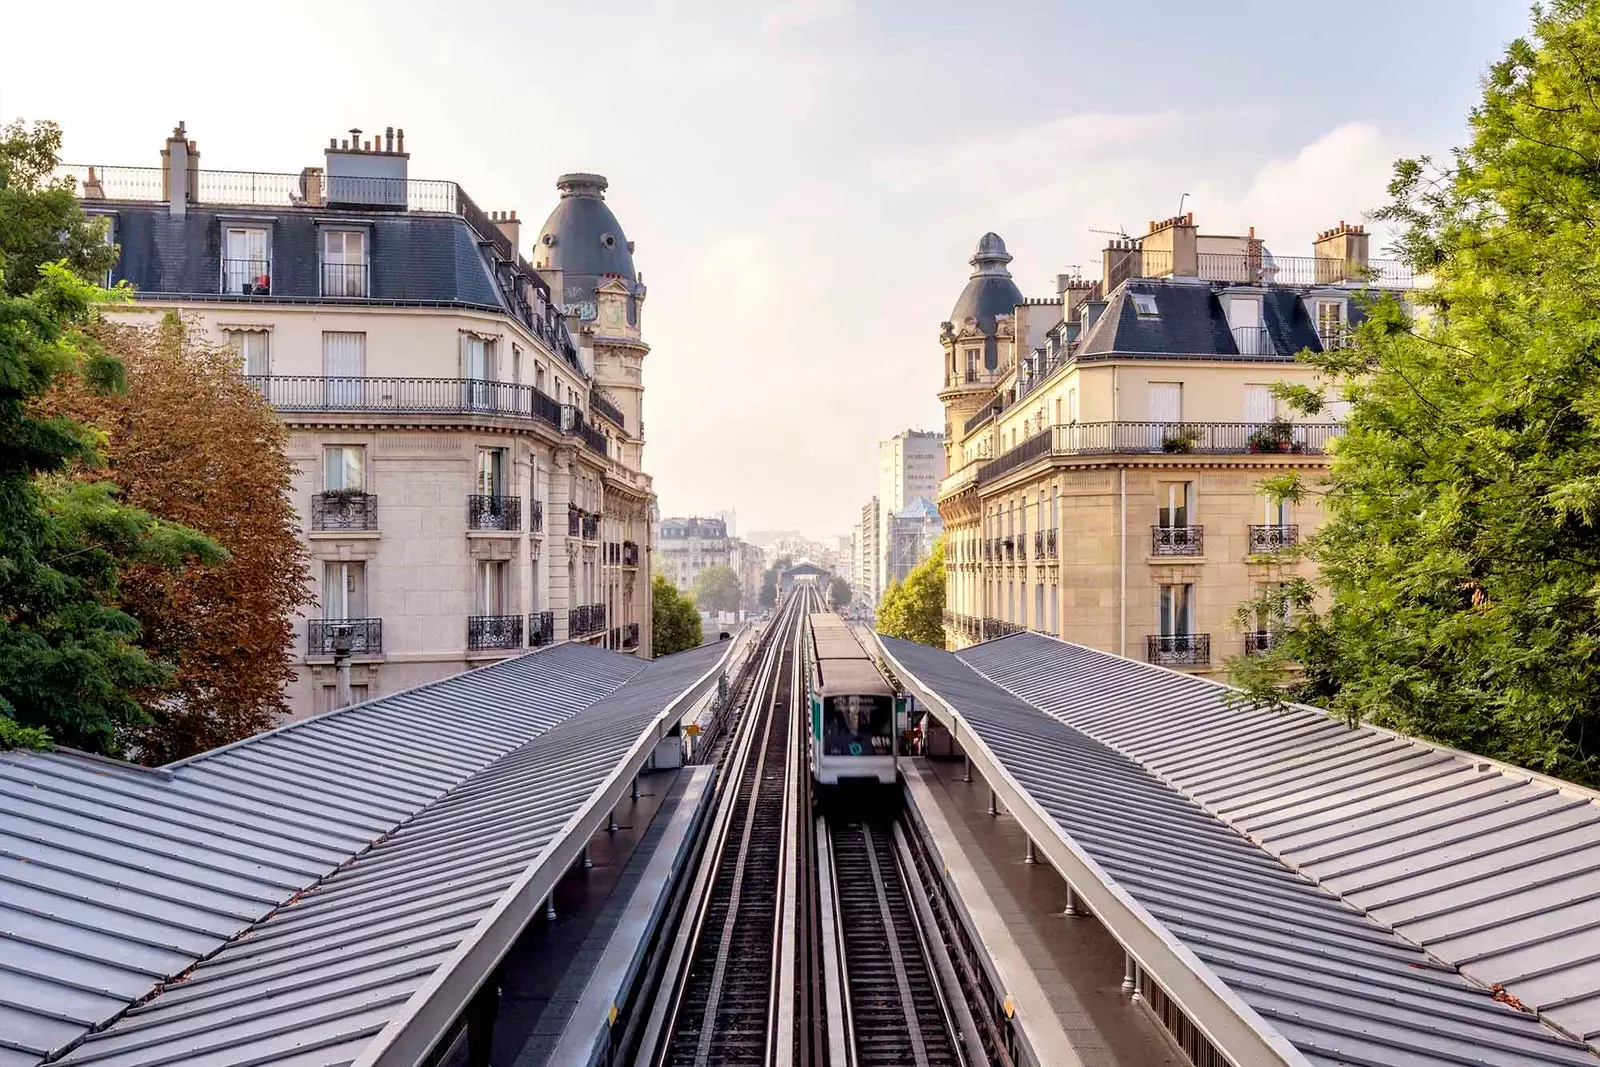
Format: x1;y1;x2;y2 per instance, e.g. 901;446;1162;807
692;565;742;613
877;538;944;647
0;120;117;298
828;576;852;608
759;554;792;609
653;574;702;656
1231;1;1600;785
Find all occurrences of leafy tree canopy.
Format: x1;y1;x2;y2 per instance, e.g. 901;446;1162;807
1231;0;1600;785
653;573;702;656
0;120;118;299
692;565;741;613
828;576;852;608
877;538;944;647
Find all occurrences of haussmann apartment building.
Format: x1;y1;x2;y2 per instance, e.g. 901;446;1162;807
74;123;656;716
937;214;1413;674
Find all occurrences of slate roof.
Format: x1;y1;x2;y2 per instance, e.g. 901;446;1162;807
534;173;638;301
879;634;1598;1067
0;643;653;1067
960;632;1600;1053
54;641;730;1067
949;232;1025;340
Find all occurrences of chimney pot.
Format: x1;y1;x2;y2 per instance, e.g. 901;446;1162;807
329;137;338;149
341;139;349;150
385;126;394;152
397;129;405;153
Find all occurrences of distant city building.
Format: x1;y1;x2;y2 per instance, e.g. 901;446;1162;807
657;516;732;594
855;497;880;606
869;430;942;602
938;217;1405;671
886;497;944;589
730;537;766;608
745;529;802;551
74;123;654;717
713;509;739;538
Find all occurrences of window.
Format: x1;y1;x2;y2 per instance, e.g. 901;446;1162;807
1157;481;1192;528
223;227;270;295
322;332;366;406
475;560;508;615
1130;292;1160;317
476;447;507;496
227;330;271;376
1067;386;1079;423
1262;493;1289;526
461;334;497;410
1244;384;1276;428
965;348;980;379
1228;296;1266;354
1147;381;1182;448
1316;300;1346;347
535;363;546;392
322;229;368;297
90;213;116;287
1159;583;1193;637
512;345;523;386
323;446;365;491
323;561;367;620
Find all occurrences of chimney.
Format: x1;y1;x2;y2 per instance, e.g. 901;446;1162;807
492;210;521;253
1139;211;1197;278
1313;221;1370;283
385;126;394;153
1101;238;1142;292
81;165;105;200
397;129;405;153
1061;275;1098;323
159;121;194;217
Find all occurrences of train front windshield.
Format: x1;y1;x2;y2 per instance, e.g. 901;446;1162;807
822;694;894;756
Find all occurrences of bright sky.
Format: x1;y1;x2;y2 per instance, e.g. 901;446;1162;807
0;0;1530;537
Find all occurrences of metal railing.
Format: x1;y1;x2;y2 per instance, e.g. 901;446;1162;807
569;605;593;637
321;262;370;298
307;618;382;656
468;494;521;532
964;405;999;435
592;602;606;631
468;614;522;651
582;515;599;541
1152;525;1204;556
568;505;582;537
311;491;378;531
579;420;610;457
976;421;1341;485
529;499;544;534
1046;529;1058;558
1244;631;1278;656
1231;325;1275;356
1105;246;1174;289
1148;633;1210;666
244;376;568;431
1197;252;1413;289
528;611;555;647
981;617;1025;641
1317;327;1349;351
623;622;640;649
1248;524;1298;554
221;258;272;296
622;541;640;567
590;389;626;428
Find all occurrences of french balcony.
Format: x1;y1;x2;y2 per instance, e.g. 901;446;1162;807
321;261;370;298
1231;325;1276;357
1152;525;1204;557
468;494;521;532
1244;631;1279;656
592;603;607;631
468;614;522;651
1046;529;1058;558
221;257;271;296
1248;524;1298;554
529;499;545;535
528;611;555;647
569;605;593;637
622;541;640;567
582;515;599;542
1148;633;1210;667
568;505;582;538
307;618;382;657
980;617;1025;641
623;622;640;649
311;490;378;531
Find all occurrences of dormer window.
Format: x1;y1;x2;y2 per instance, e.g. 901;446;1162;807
1130;292;1159;317
1316;299;1346;349
223;227;270;296
322;229;368;297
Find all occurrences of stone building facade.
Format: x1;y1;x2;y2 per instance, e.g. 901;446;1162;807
77;124;655;716
938;217;1408;673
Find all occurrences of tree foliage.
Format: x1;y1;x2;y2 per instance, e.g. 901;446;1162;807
0;120;118;299
653;573;702;656
43;316;312;761
692;565;741;613
1231;1;1600;784
828;576;852;609
877;538;944;647
759;554;792;609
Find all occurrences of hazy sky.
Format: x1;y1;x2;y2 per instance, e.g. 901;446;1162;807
0;0;1531;536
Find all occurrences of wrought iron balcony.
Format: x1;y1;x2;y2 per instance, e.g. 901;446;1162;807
468;614;522;651
569;604;593;637
568;504;582;537
221;258;271;296
592;603;606;631
975;422;1341;486
582;515;599;541
1195;252;1413;289
468;494;521;532
529;499;544;534
1047;529;1058;558
244;376;571;432
1248;524;1298;554
311;490;377;531
981;617;1025;641
320;262;370;298
622;541;640;567
590;388;626;428
307;618;382;657
528;611;555;647
1231;325;1275;357
1152;525;1204;556
1148;633;1210;666
1244;631;1279;656
623;622;640;649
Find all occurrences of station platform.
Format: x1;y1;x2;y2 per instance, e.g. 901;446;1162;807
903;757;1184;1067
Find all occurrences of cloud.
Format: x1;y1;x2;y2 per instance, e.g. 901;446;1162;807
761;0;853;35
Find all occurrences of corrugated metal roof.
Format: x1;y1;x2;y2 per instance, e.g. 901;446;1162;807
52;640;730;1067
959;633;1600;1051
881;634;1596;1067
0;644;645;1067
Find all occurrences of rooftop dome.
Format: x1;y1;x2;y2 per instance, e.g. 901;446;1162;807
533;173;637;319
949;232;1024;335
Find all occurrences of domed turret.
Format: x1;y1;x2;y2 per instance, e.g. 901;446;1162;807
533;173;638;320
949;232;1024;335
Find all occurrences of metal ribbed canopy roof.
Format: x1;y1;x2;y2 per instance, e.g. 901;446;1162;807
0;643;648;1067
880;634;1595;1067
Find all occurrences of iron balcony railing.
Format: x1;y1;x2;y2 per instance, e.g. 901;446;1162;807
976;422;1341;486
1248;524;1298;554
569;605;593;637
321;262;370;298
528;611;555;647
311;491;377;531
1244;631;1279;656
1148;633;1210;666
1047;529;1058;558
221;257;271;296
1196;252;1413;289
623;622;640;649
1317;327;1349;351
568;505;582;537
1152;525;1204;556
307;618;382;657
1232;325;1274;357
964;405;1000;435
592;603;607;631
590;388;625;428
468;494;521;532
579;419;610;457
981;617;1025;641
582;515;599;541
244;376;566;431
529;499;544;534
622;541;640;567
468;614;522;651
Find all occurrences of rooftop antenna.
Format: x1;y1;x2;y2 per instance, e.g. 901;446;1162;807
1178;191;1190;217
1088;227;1131;239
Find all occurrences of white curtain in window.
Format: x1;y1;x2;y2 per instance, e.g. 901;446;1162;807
1244;384;1276;428
323;561;366;620
229;330;271;376
224;228;268;294
323;447;364;491
322;332;366;406
323;230;367;297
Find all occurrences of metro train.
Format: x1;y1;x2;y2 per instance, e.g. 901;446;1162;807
803;610;901;786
